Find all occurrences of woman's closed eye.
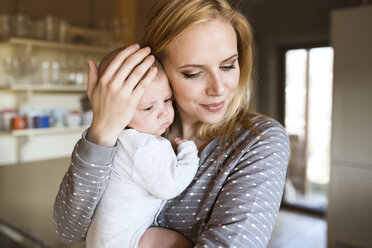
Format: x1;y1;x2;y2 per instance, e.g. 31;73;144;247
182;63;236;79
220;64;236;71
182;71;203;79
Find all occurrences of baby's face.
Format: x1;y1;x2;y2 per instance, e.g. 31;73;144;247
128;71;174;136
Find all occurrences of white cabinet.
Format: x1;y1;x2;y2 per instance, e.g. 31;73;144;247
0;34;110;165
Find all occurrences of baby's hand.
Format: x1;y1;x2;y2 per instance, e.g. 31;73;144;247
174;137;188;145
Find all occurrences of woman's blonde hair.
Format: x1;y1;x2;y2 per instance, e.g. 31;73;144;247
141;0;260;141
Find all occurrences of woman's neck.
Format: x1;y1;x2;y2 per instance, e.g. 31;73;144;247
180;122;195;140
169;118;210;153
168;119;194;141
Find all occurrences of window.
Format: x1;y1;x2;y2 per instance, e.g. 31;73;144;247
283;46;334;212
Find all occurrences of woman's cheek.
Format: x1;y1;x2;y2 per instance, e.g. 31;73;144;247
231;71;241;94
172;79;197;102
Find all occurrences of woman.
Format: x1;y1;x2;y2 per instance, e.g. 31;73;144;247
53;0;290;247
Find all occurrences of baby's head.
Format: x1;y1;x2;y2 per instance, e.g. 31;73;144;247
98;47;174;136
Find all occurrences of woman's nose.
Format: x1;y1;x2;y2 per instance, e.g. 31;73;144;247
206;73;225;96
158;104;169;118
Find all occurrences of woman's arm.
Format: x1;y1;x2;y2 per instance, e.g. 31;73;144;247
139;227;193;248
137;121;290;248
53;131;115;243
194;123;290;248
53;44;157;243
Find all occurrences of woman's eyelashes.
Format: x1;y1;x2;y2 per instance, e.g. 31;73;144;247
182;71;202;79
220;59;238;71
220;64;236;71
181;63;237;79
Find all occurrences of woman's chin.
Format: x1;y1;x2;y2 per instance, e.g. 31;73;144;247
199;114;225;125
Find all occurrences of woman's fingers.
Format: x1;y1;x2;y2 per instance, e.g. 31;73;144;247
110;47;152;89
99;44;141;84
130;66;158;104
121;54;155;93
87;60;98;102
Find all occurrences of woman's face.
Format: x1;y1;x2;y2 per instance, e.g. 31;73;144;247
162;18;240;126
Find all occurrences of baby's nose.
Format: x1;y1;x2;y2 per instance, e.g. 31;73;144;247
158;105;169;118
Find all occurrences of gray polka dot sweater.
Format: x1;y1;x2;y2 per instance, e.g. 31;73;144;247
53;117;290;247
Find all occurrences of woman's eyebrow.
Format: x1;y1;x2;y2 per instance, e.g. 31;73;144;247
178;64;203;69
222;54;238;63
177;54;239;69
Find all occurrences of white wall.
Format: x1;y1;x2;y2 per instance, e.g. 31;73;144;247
328;5;372;248
250;0;359;120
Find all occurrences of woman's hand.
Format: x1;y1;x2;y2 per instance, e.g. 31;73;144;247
86;44;157;146
139;227;193;248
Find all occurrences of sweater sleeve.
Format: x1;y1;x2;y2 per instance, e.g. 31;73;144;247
195;123;290;248
131;139;199;200
53;129;117;243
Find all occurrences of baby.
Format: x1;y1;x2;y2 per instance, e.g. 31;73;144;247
86;48;200;248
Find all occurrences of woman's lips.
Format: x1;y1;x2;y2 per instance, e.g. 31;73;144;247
201;101;225;112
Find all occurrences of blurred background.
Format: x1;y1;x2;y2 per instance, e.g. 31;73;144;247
0;0;371;247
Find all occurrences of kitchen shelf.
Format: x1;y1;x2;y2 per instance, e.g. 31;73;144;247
0;32;99;165
0;83;86;93
5;37;111;53
0;125;89;137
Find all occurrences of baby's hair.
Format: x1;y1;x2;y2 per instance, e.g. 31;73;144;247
97;47;163;80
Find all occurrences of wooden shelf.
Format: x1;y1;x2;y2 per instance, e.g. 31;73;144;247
5;37;111;53
0;83;86;93
0;125;89;137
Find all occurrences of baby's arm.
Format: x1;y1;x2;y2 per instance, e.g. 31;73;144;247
132;138;199;200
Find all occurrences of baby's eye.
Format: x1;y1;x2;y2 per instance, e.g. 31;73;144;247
220;64;236;71
143;106;153;111
164;97;172;103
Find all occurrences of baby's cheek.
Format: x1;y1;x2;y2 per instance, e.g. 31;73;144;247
169;106;175;122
